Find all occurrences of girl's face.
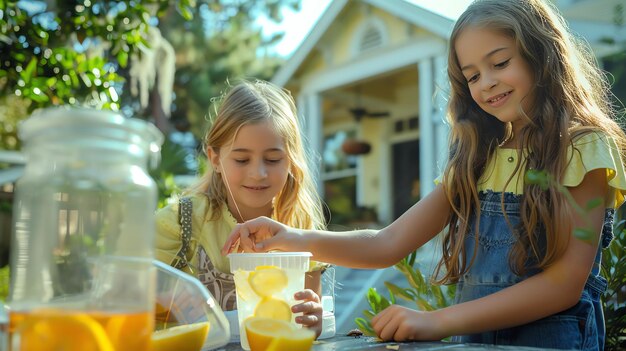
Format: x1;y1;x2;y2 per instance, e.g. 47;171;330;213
210;121;290;221
455;26;534;131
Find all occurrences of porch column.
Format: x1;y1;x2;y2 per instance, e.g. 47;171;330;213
297;93;324;194
418;58;435;195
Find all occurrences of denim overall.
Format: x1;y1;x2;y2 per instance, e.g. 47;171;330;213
452;190;613;350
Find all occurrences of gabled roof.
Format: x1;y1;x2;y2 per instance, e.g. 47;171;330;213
272;0;454;87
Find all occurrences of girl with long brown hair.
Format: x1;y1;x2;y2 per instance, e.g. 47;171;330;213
223;1;626;349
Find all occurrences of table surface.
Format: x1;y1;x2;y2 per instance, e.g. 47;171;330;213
217;336;558;351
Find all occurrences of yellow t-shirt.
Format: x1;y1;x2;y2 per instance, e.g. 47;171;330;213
476;132;626;207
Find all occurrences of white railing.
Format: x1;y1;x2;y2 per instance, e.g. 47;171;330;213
0;151;26;185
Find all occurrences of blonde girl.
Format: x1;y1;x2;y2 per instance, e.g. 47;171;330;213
222;1;626;349
155;79;327;336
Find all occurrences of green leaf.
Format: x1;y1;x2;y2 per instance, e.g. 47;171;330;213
21;57;37;83
415;296;434;311
69;71;79;87
176;3;194;21
13;52;26;62
362;310;376;319
524;169;550;190
408;250;417;266
407;266;427;294
366;288;383;313
354;318;376;337
379;296;391;311
585;197;603;210
446;284;457;301
573;227;594;241
384;282;416;302
26;89;49;103
117;51;128;68
46;77;57;88
430;285;446;308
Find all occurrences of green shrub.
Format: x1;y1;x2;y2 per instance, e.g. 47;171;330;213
354;249;455;337
602;217;626;350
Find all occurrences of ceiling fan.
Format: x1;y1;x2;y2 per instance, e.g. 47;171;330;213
349;107;390;122
348;86;390;121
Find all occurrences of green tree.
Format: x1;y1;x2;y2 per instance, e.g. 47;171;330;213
0;1;190;111
0;0;301;300
157;0;299;137
0;0;194;150
0;0;297;147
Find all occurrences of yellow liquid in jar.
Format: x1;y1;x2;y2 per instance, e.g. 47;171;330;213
9;308;152;351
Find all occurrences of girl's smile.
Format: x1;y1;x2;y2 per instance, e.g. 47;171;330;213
486;91;512;107
243;185;270;191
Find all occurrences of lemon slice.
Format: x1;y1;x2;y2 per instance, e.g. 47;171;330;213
248;266;288;297
17;312;114;351
266;328;316;351
152;321;210;351
233;270;256;301
254;297;292;321
244;316;293;351
102;312;152;350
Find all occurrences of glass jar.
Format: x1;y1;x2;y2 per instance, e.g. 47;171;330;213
7;107;163;351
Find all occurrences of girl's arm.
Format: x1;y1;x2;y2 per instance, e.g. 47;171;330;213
222;184;451;269
386;168;607;340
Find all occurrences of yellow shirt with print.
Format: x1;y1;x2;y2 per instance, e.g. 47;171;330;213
155;194;327;275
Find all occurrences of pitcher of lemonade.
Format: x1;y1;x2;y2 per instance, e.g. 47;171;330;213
7;107;163;351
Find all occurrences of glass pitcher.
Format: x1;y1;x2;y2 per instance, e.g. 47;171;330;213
7;107;163;351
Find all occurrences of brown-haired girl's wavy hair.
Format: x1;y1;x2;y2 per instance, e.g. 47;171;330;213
434;0;626;284
186;79;326;230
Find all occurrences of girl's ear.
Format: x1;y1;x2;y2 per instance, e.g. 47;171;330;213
207;146;221;173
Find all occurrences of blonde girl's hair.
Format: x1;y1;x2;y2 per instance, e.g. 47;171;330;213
435;0;626;284
186;79;326;230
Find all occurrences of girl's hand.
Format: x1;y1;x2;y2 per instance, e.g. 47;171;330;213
292;289;323;338
371;305;446;342
221;216;302;254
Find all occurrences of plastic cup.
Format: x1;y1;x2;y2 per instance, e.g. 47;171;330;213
154;260;230;351
228;252;311;350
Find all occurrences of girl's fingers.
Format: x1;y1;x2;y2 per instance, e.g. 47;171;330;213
379;317;400;341
292;301;319;314
221;217;288;254
221;224;242;255
374;309;400;341
295;314;319;326
294;289;320;303
292;290;323;337
370;307;385;326
238;224;255;252
371;308;393;338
